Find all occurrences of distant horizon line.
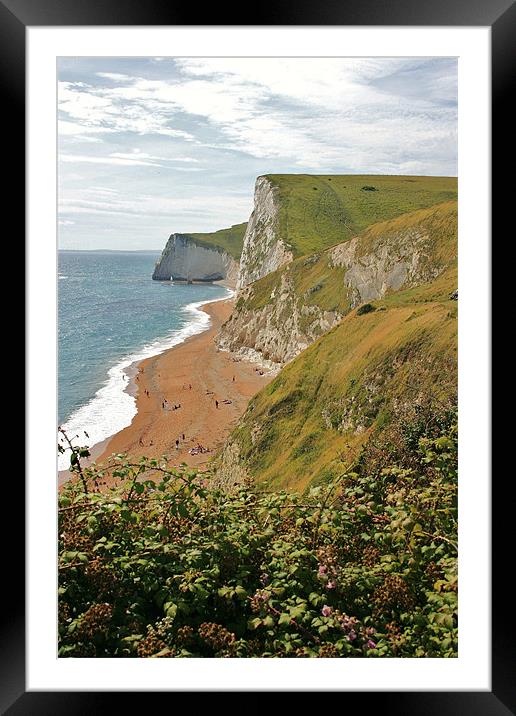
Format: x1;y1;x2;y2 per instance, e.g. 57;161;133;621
58;248;162;252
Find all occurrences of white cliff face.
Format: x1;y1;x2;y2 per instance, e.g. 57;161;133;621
237;177;293;289
152;235;239;286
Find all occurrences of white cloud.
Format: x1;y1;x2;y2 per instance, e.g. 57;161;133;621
59;149;203;169
57;57;457;249
109;150;200;163
59;153;163;167
96;72;133;82
165;58;456;169
58;81;195;140
59;59;455;172
59;191;252;224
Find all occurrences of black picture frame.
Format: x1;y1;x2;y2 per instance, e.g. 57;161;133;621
6;0;506;710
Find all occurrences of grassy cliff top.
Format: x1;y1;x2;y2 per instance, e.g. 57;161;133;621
261;174;457;258
182;222;247;260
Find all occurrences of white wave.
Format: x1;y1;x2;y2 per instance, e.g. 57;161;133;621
59;275;68;280
58;290;230;470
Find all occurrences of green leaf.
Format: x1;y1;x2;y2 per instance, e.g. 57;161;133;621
248;617;262;630
164;602;178;620
234;585;247;599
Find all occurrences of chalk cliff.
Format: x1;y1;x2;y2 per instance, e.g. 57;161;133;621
237;176;293;289
152;234;240;286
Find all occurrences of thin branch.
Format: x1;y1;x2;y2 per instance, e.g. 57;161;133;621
58;427;88;494
416;530;458;552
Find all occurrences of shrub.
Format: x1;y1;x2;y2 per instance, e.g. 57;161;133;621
357;303;376;315
58;415;457;658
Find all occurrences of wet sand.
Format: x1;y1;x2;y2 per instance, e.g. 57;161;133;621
59;298;272;488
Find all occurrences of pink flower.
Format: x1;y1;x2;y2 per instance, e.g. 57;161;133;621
321;605;333;617
367;639;377;649
347;630;357;641
318;565;328;576
326;580;337;590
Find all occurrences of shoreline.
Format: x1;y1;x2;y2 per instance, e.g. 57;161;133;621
59;295;272;488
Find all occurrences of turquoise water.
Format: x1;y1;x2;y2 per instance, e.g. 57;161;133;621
58;251;229;467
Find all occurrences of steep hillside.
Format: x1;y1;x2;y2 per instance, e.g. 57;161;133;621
152;222;246;284
218;200;457;365
237;174;457;287
215;275;457;492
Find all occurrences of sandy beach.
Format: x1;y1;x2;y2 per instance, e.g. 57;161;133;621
59;297;272;487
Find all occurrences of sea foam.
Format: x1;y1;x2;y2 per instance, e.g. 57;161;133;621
58;291;231;471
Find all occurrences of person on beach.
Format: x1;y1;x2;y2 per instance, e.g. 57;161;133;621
182;434;185;440
232;376;235;382
215;400;219;409
175;439;179;449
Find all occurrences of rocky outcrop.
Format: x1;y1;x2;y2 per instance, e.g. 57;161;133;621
153;234;239;286
330;227;443;309
218;271;341;368
237;176;293;289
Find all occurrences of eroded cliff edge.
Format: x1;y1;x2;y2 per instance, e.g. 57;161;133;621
237;176;293;289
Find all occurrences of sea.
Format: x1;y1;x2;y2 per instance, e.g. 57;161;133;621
58;250;230;470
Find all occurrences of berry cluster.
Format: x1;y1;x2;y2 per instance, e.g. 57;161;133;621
197;622;236;656
77;602;113;640
372;574;415;616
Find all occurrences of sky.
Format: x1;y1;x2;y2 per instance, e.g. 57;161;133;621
57;57;457;250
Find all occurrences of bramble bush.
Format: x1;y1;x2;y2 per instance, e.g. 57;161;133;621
58;413;457;658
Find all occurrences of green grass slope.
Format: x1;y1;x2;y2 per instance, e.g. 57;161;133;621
264;174;457;258
184;222;247;260
223;272;457;493
239;200;457;316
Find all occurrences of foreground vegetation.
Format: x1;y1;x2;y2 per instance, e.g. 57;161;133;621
58;408;457;658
